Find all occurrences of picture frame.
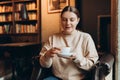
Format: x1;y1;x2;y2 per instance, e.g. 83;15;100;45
48;0;69;13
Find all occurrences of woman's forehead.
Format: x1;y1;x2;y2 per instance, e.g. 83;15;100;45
61;11;78;18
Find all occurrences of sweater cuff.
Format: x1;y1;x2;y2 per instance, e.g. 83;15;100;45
40;53;52;68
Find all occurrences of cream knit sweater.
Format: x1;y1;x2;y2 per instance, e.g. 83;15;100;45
40;30;98;80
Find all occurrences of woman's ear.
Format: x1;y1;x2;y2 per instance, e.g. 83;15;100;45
77;18;80;24
77;18;80;22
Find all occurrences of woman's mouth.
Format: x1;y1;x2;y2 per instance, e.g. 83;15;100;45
65;26;71;29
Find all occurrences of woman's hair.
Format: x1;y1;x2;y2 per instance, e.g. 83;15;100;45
61;6;80;18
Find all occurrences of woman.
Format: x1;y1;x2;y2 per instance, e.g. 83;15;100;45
40;6;98;80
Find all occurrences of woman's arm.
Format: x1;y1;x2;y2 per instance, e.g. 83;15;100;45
39;36;61;68
73;35;99;70
39;37;53;68
40;47;53;68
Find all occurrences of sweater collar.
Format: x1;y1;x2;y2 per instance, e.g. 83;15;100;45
61;30;78;36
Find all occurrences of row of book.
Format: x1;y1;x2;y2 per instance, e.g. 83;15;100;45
0;12;36;22
0;24;38;34
14;2;36;11
0;2;36;13
15;12;37;20
0;5;12;13
0;14;12;22
16;24;38;33
0;25;12;34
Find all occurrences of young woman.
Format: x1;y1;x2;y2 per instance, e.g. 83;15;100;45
39;6;98;80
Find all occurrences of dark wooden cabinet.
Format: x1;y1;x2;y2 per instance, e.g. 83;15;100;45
0;0;41;43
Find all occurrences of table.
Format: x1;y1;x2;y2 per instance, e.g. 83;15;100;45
0;42;41;80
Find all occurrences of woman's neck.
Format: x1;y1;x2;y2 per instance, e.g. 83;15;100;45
62;30;77;35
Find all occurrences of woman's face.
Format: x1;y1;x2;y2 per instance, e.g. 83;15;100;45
61;11;80;34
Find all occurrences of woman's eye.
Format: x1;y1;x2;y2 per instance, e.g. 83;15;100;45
62;18;76;22
62;18;67;21
70;18;75;22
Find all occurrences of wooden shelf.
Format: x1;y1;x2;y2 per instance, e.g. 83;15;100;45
0;21;12;25
15;20;37;24
0;33;38;35
0;12;12;14
14;0;36;3
0;0;41;43
0;1;12;5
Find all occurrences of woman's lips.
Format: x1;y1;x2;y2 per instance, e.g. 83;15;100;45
65;26;71;28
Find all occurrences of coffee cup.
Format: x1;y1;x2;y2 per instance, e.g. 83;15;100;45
58;47;72;57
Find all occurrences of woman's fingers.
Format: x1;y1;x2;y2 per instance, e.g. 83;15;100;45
51;47;61;53
53;47;61;50
46;47;61;57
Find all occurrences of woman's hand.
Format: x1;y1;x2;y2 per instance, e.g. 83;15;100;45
67;53;77;60
69;54;77;60
45;47;61;58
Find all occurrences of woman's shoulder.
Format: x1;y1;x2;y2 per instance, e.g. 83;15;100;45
78;30;91;37
77;31;94;44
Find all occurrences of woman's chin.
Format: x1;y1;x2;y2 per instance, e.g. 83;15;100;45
64;30;73;34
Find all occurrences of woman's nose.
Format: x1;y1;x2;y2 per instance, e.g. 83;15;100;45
66;20;70;24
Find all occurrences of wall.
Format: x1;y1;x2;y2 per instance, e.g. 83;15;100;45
76;0;111;47
41;0;75;42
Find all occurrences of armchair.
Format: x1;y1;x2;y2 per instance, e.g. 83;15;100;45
31;52;114;80
86;53;114;80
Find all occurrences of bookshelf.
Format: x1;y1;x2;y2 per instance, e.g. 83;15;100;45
0;0;41;43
